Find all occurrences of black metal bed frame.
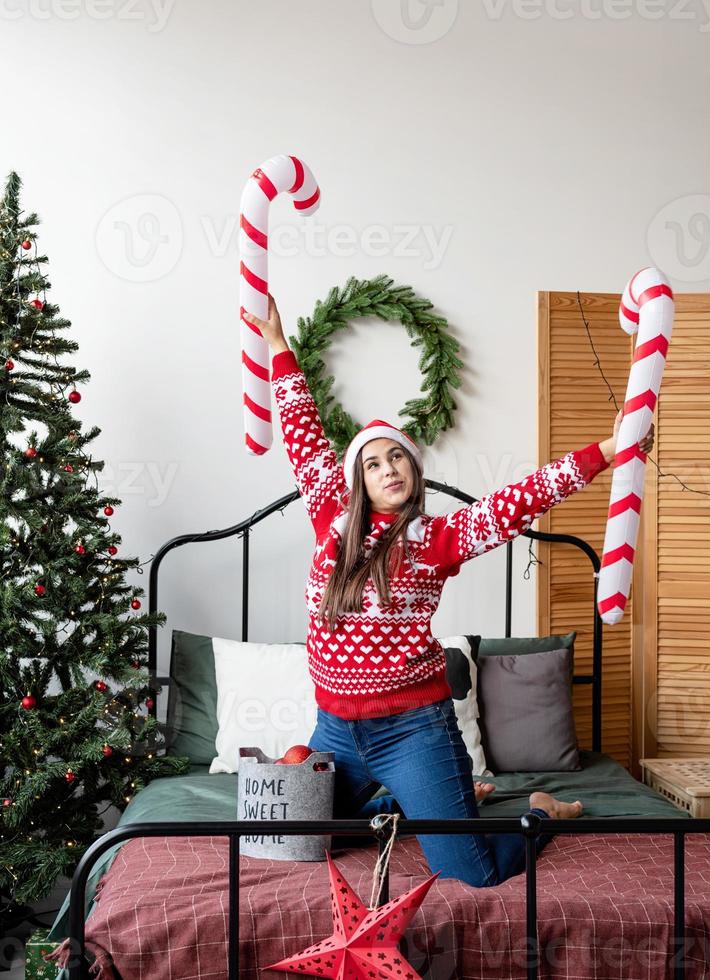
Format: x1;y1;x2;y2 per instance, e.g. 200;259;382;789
65;480;702;980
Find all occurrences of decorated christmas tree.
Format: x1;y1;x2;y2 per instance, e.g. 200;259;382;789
0;171;188;925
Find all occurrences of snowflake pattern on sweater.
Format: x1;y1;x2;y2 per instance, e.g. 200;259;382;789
271;349;610;720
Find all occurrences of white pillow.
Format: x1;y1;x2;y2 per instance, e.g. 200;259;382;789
209;634;489;777
209;637;318;774
437;635;490;778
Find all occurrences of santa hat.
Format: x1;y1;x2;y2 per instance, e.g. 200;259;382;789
342;419;423;490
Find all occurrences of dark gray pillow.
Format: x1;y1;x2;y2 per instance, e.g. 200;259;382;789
476;647;580;773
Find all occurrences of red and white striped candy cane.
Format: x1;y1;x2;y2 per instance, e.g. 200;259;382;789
239;154;321;455
597;267;674;625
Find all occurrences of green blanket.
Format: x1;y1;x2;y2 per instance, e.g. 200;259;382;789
470;750;688;818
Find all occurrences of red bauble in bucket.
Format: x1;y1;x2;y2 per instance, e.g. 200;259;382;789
276;744;312;765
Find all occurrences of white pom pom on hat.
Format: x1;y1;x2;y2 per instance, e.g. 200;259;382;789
342;419;423;490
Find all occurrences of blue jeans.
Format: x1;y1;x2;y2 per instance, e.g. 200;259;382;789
308;696;551;888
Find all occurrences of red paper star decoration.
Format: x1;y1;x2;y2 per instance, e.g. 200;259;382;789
263;851;440;979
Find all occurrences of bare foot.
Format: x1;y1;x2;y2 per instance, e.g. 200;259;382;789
529;791;583;819
475;780;495;804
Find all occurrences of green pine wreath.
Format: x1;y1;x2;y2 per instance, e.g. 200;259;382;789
287;274;463;460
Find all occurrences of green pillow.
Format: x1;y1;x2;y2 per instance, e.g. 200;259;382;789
165;630;219;764
468;631;576;658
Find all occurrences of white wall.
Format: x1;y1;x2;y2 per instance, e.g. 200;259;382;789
4;0;709;672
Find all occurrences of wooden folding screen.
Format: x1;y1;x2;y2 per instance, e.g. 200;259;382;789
538;291;633;769
644;295;710;764
538;290;710;773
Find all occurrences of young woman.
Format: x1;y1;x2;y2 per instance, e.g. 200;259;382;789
243;295;654;889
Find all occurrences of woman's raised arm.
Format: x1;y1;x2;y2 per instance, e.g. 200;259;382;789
427;442;611;577
244;296;348;537
426;410;655;577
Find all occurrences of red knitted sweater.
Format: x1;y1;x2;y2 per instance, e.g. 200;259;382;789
271;348;610;720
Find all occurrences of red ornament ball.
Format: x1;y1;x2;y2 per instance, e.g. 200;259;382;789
64;770;76;784
131;599;141;610
74;543;86;555
145;697;155;710
107;545;118;556
103;506;114;516
102;745;113;758
280;744;313;765
30;299;44;311
4;359;14;371
25;447;37;459
95;680;107;692
131;660;141;669
20;240;32;250
2;798;12;807
21;695;37;710
63;464;74;473
34;584;45;597
68;390;81;404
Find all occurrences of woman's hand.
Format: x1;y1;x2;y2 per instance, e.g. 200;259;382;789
598;408;655;464
242;293;289;353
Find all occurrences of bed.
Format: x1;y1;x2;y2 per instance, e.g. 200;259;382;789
45;480;710;980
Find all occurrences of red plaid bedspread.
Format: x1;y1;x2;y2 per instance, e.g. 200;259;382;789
50;832;710;979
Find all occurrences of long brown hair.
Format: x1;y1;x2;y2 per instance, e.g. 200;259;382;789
317;444;426;630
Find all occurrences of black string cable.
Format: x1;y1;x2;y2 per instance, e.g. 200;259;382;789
523;289;710;580
575;289;710;498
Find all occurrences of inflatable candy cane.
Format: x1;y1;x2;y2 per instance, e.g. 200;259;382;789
239;154;321;454
597;267;674;625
